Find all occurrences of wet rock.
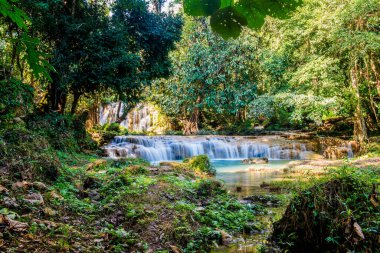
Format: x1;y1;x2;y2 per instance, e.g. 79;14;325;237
301;151;324;160
324;146;351;159
242;158;268;164
243;195;281;207
24;192;44;205
3;197;19;208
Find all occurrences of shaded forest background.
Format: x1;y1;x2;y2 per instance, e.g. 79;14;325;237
1;0;380;147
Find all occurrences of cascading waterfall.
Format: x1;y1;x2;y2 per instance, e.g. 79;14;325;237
99;103;159;132
104;135;315;162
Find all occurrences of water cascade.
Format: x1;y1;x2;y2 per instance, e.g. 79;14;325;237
99;103;160;132
104;135;318;162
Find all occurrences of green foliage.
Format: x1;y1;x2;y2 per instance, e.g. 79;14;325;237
183;155;215;175
249;93;343;127
272;166;380;252
0;0;28;29
27;113;97;152
150;17;258;133
0;124;61;181
0;79;34;119
195;194;257;231
183;0;303;38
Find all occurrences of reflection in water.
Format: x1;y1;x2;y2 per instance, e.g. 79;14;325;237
212;159;291;253
213;160;291;197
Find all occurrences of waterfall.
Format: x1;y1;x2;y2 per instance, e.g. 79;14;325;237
104;135;315;162
99;103;160;132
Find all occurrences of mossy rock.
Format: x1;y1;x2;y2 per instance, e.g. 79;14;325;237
183;155;215;175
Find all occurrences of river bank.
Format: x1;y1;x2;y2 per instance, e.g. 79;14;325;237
0;154;271;252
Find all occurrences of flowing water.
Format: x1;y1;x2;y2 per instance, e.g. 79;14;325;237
103;134;354;252
100;103;159;132
104;135;316;162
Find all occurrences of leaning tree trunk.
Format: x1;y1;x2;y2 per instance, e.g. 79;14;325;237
115;103;134;124
351;64;369;147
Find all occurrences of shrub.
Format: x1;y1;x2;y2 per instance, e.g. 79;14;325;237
183;155;215;175
0;79;34;120
272;167;380;253
0;125;60;181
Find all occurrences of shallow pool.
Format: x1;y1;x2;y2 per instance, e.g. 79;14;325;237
213;159;292;196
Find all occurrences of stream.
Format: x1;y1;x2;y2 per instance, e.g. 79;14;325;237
211;159;290;253
103;135;355;252
213;159;291;196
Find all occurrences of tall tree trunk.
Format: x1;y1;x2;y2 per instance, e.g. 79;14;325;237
48;72;66;114
71;92;81;114
351;63;369;147
183;109;199;135
183;97;201;135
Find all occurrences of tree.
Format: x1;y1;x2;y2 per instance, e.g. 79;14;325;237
22;0;182;114
150;17;258;134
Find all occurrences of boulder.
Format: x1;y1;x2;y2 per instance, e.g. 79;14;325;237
24;192;44;205
242;157;268;164
11;181;32;191
300;151;324;160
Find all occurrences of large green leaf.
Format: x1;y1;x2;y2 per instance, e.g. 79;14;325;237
234;1;266;29
183;0;303;38
210;6;248;39
0;0;29;29
183;0;221;16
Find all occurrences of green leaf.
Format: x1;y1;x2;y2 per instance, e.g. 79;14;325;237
184;0;221;16
0;0;29;30
210;6;248;39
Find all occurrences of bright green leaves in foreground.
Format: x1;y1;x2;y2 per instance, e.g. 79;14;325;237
183;0;303;38
0;0;28;29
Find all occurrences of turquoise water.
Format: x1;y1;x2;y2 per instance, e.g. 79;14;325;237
212;159;292;196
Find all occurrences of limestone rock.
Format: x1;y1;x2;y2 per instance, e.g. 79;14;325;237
24;192;44;205
242;157;268;164
11;181;32;191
